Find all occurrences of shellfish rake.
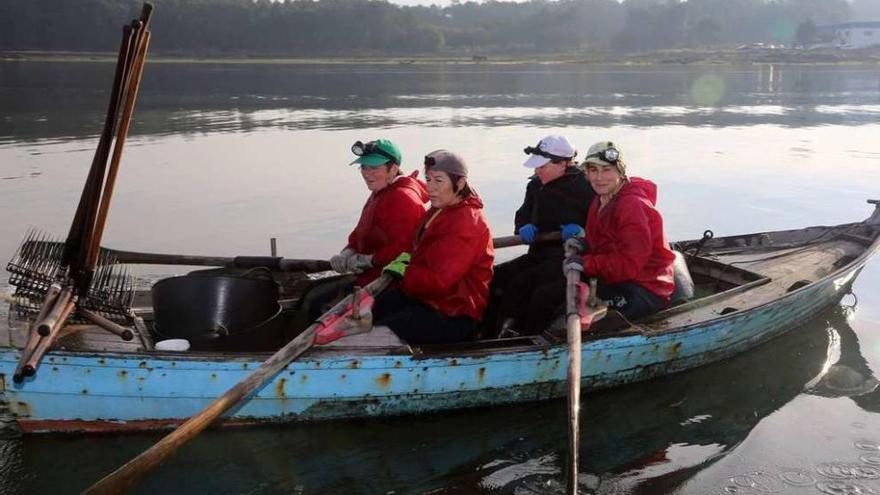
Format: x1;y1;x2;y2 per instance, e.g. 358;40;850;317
7;229;136;325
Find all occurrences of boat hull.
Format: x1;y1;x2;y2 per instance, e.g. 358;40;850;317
0;254;866;433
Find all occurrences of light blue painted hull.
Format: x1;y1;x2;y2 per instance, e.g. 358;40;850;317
0;255;866;433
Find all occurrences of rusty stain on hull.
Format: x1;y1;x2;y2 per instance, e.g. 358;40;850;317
275;377;287;398
376;373;392;389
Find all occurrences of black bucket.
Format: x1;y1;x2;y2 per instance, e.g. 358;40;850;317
151;271;287;352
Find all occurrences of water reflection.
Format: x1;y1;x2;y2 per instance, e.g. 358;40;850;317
5;306;861;494
807;308;880;413
2;63;880;143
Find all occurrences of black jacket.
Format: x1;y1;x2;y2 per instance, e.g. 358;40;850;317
514;167;594;258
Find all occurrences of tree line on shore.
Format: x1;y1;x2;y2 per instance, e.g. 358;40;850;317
0;0;874;56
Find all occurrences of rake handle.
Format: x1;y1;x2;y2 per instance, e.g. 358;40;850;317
36;289;73;337
80;308;134;341
24;297;77;377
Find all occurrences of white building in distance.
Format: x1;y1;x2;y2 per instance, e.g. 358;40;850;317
823;22;880;49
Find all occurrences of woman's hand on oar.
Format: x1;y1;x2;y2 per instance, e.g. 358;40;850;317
81;274;394;495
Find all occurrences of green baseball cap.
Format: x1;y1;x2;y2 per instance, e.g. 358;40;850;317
350;139;403;167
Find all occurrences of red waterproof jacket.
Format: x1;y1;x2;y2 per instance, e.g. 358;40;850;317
582;177;676;303
347;172;428;286
401;194;495;321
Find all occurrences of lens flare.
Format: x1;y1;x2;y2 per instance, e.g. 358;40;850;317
691;74;726;106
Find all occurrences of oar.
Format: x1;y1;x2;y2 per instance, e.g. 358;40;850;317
494;231;560;249
562;242;606;494
563;242;583;494
108;250;332;273
82;273;394;495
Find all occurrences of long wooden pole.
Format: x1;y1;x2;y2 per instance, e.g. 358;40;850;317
86;30;151;273
23;294;77;378
563;244;583;495
12;283;61;383
63;24;136;272
23;240;334;272
82;274;394;495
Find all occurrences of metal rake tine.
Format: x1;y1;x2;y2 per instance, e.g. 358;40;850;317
14;228;37;270
94;261;112;297
48;237;64;278
38;233;59;281
33;231;52;278
113;266;127;299
8;228;34;265
22;230;45;275
120;267;136;310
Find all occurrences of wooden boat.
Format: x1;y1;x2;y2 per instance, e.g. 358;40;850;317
2;200;879;434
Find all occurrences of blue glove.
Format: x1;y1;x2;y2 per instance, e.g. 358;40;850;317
561;223;585;241
518;224;538;244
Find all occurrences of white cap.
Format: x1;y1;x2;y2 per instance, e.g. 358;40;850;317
523;135;577;169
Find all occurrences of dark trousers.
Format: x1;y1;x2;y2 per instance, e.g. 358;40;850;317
487;253;566;336
299;276;356;322
373;289;477;345
526;278;667;333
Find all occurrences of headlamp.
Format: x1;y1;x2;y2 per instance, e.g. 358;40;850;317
523;142;572;163
351;141;366;156
586;144;620;164
351;140;397;163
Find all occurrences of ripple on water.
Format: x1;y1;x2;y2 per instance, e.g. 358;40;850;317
478;454;559;491
779;469;817;487
729;471;784;493
816;481;877;495
816;463;880;480
855;440;880;452
860;454;880;467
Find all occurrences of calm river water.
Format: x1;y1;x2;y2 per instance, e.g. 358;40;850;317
1;61;880;494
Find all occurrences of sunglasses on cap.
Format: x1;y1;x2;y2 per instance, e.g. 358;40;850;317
351;140;397;163
586;144;620;164
523;143;573;164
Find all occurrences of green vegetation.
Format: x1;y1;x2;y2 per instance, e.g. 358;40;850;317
0;0;870;57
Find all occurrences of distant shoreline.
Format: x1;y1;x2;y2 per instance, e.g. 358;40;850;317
2;48;879;66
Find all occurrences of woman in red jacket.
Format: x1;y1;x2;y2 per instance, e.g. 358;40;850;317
563;141;676;322
303;139;428;321
372;150;495;345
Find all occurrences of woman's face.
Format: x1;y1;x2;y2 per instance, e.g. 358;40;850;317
360;163;398;192
587;163;624;196
534;160;567;184
426;170;463;208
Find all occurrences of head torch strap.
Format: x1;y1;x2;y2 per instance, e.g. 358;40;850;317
524;145;570;163
353;140;397;163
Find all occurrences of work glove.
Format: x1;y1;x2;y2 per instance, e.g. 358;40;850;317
564;236;589;255
382;252;411;280
561;223;585;241
563;254;584;274
518;224;538;244
346;253;373;274
330;248;355;273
